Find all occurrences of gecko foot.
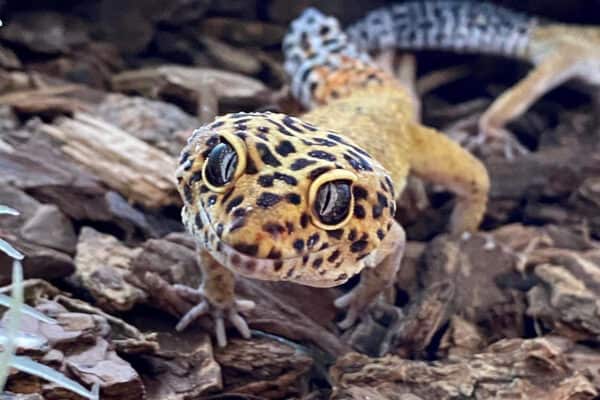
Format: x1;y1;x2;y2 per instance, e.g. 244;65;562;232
334;286;380;330
173;284;255;347
475;124;529;161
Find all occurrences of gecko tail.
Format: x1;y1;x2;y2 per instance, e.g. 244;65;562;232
346;1;536;58
282;7;372;108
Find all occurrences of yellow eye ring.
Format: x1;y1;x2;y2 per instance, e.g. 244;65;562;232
308;169;357;230
202;132;247;193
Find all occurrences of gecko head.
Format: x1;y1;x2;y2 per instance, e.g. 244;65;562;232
176;112;396;287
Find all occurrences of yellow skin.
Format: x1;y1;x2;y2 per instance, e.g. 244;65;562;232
175;57;489;347
478;24;600;154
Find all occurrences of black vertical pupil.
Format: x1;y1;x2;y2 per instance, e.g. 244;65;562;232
315;180;351;225
205;142;238;187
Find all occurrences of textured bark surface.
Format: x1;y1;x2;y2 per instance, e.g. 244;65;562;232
0;1;600;399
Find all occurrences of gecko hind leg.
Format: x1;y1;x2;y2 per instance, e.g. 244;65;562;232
174;249;255;347
477;53;580;159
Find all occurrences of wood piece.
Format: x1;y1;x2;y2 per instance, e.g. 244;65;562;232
39;112;179;208
331;337;598;400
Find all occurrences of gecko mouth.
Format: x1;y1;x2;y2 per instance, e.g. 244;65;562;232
197;206;346;288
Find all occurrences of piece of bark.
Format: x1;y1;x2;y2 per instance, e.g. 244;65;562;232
74;227;147;312
141;332;222;399
0;186;75;284
197;36;262;76
0;85;90;116
420;233;527;342
38;112;179;209
526;249;600;341
3;298;146;400
93;93;198;156
111;66;270;115
331;337;597;399
437;316;486;358
215;337;313;398
0;44;22;69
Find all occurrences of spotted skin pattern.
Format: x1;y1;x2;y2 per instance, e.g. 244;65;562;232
345;1;600;155
175;8;490;346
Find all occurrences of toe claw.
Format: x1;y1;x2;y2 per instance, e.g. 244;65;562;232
174;287;253;346
176;300;209;331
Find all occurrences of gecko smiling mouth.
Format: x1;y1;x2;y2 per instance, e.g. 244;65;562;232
197;206;346;288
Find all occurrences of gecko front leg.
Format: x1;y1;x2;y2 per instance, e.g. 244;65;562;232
174;248;255;347
334;221;406;329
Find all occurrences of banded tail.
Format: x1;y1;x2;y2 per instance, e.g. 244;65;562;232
282;8;377;109
346;1;537;59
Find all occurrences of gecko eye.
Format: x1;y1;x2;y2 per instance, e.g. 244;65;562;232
308;169;357;230
315;180;351;225
202;134;247;193
205;142;237;186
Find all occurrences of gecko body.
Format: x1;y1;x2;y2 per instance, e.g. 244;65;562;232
175;8;489;346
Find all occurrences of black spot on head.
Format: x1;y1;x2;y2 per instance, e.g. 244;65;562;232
286;221;294;234
312;257;323;269
234;243;258;256
353;185;368;200
354;204;366;219
290;158;317;171
235;131;247;140
282;115;304;133
216;224;224;238
275;140;296;157
302;254;310;265
293;239;305;252
274;260;283;271
327;229;344;240
189;171;202;184
258;126;269;133
373;202;385;219
229;217;246;232
351;239;368;253
183;184;193;203
286;193;302;205
226;195;244;213
208;195;217;206
327;249;341;262
258;175;275;187
300;213;310;228
257;192;282;208
274;172;298;186
233;208;246;218
327;133;346;143
267;248;282;259
209;120;225;129
221;187;234;204
377;229;385;240
179;150;190;165
307;233;320;249
308;166;331;181
200;184;209;193
308;150;337;161
312;138;337;147
263;222;285;237
194;213;204;229
245;156;258;174
256;143;282;167
348;229;357;241
377;192;389;208
343;153;373;172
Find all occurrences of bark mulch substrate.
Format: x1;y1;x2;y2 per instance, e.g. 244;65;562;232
1;1;600;399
